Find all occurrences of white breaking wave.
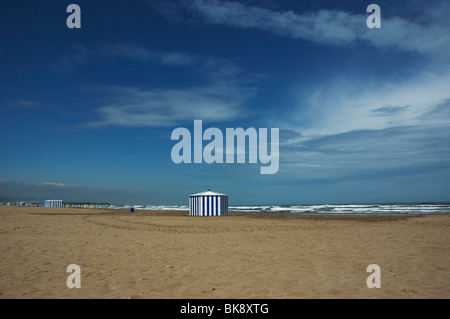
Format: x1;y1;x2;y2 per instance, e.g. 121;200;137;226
228;203;450;215
103;203;450;215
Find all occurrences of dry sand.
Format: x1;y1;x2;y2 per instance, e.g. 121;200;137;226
0;205;449;299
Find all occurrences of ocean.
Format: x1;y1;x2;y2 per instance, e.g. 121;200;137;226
112;203;450;216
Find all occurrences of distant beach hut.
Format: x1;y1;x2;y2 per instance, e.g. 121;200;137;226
189;190;228;216
43;200;63;208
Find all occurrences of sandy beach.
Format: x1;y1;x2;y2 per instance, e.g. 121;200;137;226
0;205;449;299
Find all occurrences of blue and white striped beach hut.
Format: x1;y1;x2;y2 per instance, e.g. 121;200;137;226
189;190;228;216
43;200;63;208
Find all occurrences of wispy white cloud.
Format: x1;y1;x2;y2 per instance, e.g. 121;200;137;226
41;182;67;187
89;83;255;127
52;45;94;72
99;43;197;66
274;67;450;181
22;181;67;187
185;0;450;55
7;100;42;109
53;43;198;72
281;71;450;143
278;124;450;182
188;0;361;44
51;42;260;127
65;42;260;128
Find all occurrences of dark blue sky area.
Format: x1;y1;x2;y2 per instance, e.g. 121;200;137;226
1;0;449;205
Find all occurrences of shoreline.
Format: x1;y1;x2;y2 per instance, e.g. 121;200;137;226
20;205;443;219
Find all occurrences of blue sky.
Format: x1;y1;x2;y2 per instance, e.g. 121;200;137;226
1;0;449;205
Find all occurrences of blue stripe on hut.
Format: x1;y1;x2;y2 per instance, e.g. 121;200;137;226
189;190;228;216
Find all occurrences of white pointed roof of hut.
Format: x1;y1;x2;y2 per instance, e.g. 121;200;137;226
189;190;227;197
